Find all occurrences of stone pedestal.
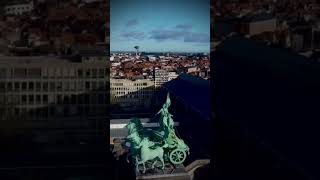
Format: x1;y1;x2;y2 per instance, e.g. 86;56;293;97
135;164;190;180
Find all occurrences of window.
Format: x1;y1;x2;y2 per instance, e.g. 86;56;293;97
63;82;69;91
85;69;91;78
77;81;84;91
28;82;34;91
70;81;76;91
43;82;48;91
48;68;55;78
48;94;54;103
85;81;90;90
7;82;12;91
0;82;5;92
29;95;34;104
70;69;76;78
57;95;62;104
42;68;48;78
98;69;104;78
63;69;68;78
0;68;6;79
13;95;20;104
55;68;62;78
36;95;41;104
22;95;27;104
50;82;55;91
43;95;48;103
14;82;20;91
22;82;27;91
92;81;97;90
92;69;97;78
57;82;62;91
77;69;83;78
36;82;41;91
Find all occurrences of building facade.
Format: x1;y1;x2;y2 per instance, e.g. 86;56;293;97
0;55;108;143
4;1;34;15
110;78;154;111
154;68;169;88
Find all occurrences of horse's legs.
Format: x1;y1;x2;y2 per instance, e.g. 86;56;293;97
160;157;165;170
135;157;140;173
151;160;157;169
142;162;146;174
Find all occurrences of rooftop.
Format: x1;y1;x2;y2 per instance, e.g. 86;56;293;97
163;74;211;120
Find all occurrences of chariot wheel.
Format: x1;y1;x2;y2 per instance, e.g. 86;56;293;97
169;149;186;165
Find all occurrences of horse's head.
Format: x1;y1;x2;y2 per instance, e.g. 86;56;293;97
126;122;136;133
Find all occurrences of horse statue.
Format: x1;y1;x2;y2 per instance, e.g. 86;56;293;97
135;138;168;174
125;118;143;163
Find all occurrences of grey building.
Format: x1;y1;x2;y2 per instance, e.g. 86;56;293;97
0;55;108;144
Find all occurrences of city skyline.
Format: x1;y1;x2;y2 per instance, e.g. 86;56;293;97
110;0;210;53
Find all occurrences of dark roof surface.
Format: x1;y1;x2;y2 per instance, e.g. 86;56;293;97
163;74;211;120
213;37;320;179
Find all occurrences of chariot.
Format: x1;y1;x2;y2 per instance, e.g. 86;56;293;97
125;93;190;173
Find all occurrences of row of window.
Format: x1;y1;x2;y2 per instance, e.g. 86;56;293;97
0;68;107;79
111;86;153;91
113;94;153;99
8;105;107;119
6;6;32;11
0;81;106;92
3;94;106;105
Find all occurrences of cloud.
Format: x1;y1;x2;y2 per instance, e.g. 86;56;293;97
149;29;209;43
126;19;139;27
149;30;188;41
184;32;210;43
121;31;146;40
175;24;193;30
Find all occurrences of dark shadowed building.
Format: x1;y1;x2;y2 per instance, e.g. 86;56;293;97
212;36;320;180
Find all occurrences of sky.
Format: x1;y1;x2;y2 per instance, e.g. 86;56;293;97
110;0;210;53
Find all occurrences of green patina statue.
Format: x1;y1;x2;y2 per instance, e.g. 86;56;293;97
125;93;190;174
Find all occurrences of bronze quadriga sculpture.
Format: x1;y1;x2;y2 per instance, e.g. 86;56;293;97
125;93;190;174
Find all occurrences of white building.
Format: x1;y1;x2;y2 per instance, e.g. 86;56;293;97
168;71;178;81
186;66;199;74
154;68;169;88
148;56;157;61
110;78;154;110
4;1;34;15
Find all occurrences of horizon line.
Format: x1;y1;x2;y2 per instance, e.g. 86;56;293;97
110;50;210;53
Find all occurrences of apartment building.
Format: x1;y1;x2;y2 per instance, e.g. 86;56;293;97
110;78;154;111
0;55;108;143
154;68;169;88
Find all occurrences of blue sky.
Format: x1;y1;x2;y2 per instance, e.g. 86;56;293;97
110;0;210;53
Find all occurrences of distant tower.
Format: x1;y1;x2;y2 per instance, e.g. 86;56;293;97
134;46;139;56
